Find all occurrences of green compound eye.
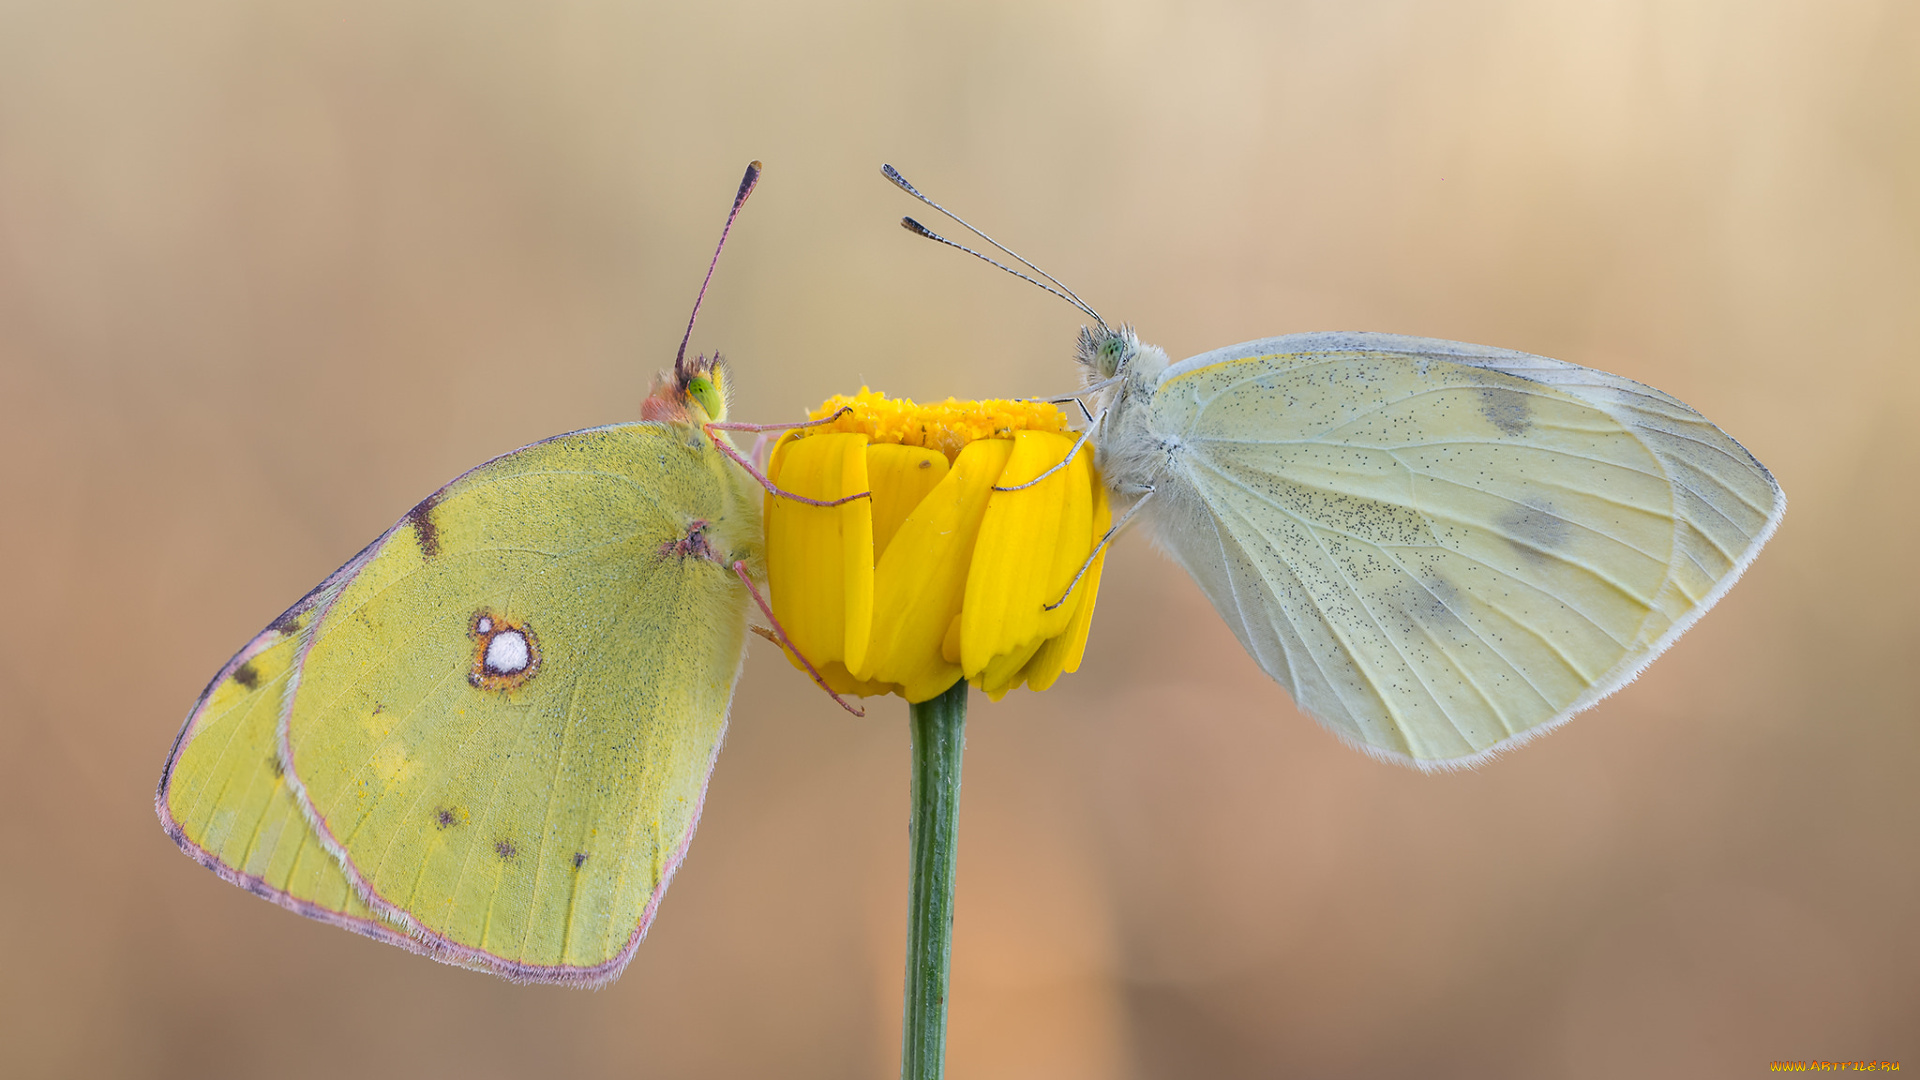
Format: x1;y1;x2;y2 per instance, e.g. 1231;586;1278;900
686;375;723;421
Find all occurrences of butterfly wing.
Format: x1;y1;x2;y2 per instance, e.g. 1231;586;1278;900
156;585;412;948
1138;332;1784;768
159;422;759;985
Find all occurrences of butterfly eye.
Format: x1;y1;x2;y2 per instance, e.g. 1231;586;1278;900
686;375;724;421
1099;335;1128;378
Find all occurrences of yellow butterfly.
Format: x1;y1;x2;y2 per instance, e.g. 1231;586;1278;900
157;163;786;986
885;166;1785;770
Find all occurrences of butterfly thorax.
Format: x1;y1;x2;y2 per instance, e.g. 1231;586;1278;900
635;351;764;581
1078;324;1177;500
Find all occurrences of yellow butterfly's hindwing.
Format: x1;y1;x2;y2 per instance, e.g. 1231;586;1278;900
1134;332;1784;769
158;421;760;985
155;566;415;950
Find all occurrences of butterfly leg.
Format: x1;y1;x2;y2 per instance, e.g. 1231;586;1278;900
704;422;874;508
1043;485;1154;612
991;408;1108;492
731;560;866;717
1017;395;1095;424
706;406;855;436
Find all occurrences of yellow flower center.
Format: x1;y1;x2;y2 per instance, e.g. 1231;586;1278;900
765;389;1110;703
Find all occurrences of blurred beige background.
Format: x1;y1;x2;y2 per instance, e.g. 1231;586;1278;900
3;1;1915;1077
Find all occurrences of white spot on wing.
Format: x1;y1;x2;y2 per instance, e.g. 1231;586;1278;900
485;630;530;674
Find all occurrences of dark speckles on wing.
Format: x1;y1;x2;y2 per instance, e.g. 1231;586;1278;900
1213;452;1434;549
572;852;589;869
494;839;517;860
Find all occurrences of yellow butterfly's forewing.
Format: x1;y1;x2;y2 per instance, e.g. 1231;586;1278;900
277;422;759;985
157;591;412;947
1140;333;1784;767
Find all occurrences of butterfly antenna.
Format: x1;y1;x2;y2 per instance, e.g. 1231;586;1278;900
881;163;1106;329
676;160;762;382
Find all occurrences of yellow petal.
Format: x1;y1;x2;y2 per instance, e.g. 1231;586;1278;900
1019;478;1111;692
765;432;873;673
815;660;901;698
865;443;950;565
961;430;1075;677
844;443;946;674
976;637;1047;701
858;438;1015;703
1036;442;1094;640
941;614;963;665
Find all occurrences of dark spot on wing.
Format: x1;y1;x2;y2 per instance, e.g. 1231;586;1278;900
268;608;303;636
1477;386;1532;436
494;839;517;860
407;493;442;559
572;852;588;869
1500;500;1572;561
1414;576;1463;624
435;807;461;830
266;753;285;779
232;661;260;689
918;459;932;469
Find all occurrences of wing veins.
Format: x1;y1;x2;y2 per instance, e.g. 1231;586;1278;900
1666;481;1749;563
1190;435;1666;482
1618;416;1755;462
1185;374;1598;448
1192;458;1457;746
391;551;656;962
518;603;602;964
1201;484;1398;737
1192;457;1609;747
296;528;653;743
1369;544;1563;718
1194;451;1666;603
1281;496;1472;754
189;684;276;863
1412;473;1672;566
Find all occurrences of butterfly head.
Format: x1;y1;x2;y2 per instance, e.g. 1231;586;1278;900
1076;323;1168;385
643;352;732;425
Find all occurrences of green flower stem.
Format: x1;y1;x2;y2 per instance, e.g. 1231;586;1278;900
901;680;969;1080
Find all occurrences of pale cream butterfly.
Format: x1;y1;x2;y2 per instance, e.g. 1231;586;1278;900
884;165;1785;769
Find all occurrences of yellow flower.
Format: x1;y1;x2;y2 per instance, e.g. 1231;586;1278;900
764;388;1110;703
